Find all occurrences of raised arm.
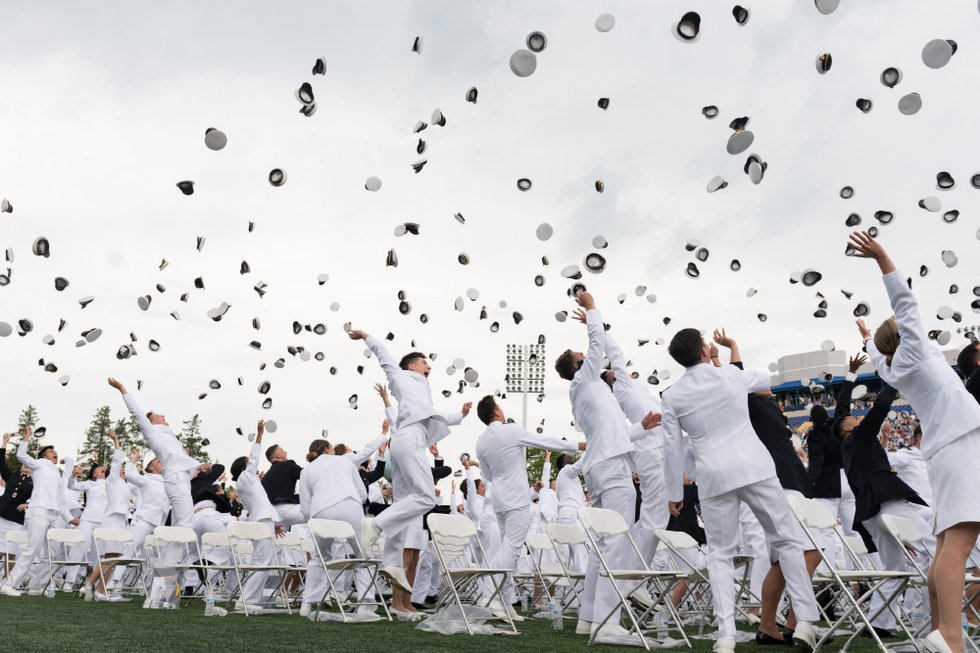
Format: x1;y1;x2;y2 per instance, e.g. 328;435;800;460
350;330;399;385
108;429;124;478
443;401;471;427
541;453;552;486
349;430;388;467
246;420;264;474
853;384;899;443
604;331;629;378
15;427;40;471
110;378;153;436
515;426;584;453
576;292;605;381
713;329;741;365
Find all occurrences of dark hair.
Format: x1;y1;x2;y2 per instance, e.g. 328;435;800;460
37;445;55;458
230;456;247;481
264;444;278;462
306;439;331;463
556;453;575;471
333;444;348;456
477;395;497;425
399;352;426;370
913;425;922;442
810;405;829;427
554;349;578;381
668;328;704;368
145;412;153;419
957;342;980;378
86;463;101;480
460;478;482;499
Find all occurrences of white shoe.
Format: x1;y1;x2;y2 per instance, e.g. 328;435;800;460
595;624;646;646
713;635;737;653
924;630;955;653
299;602;312;617
380;566;412;593
233;601;263;614
488;602;525;622
360;517;380;551
0;585;22;598
631;587;655;609
94;592;128;603
575;620;592;635
391;609;423;622
792;621;816;651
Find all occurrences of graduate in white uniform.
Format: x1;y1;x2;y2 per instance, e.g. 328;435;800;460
661;327;819;653
1;426;79;596
554;291;658;644
85;429;129;601
298;437;373;618
474;394;584;616
229;419;282;612
117;447;167;590
68;459;107;597
849;231;980;653
555;454;588;573
347;328;471;597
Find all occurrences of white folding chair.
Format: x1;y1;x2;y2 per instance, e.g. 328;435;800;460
543;523;589;612
306;518;390;623
92;527;146;599
785;495;915;652
522;532;570;611
226;521;292;616
46;529;89;595
199;532;241;600
655;529;719;631
5;531;29;579
276;531;309;604
427;513;517;635
150;526;211;606
578;507;689;649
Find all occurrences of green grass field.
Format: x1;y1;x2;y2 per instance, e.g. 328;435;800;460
0;593;900;653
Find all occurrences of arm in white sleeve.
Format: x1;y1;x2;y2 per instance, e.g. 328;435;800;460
61;456;75;491
349;432;387;466
882;270;926;367
16;441;40;471
298;472;311;520
515;427;581;453
122;393;154;437
865;339;888;375
365;336;400;386
628;421;650;442
464;468;481;522
109;447;125;478
581;309;606;381
125;462;148;488
736;366;771;394
246;442;261;475
604;332;629;378
541;461;552;485
661;401;685;503
443;411;465;427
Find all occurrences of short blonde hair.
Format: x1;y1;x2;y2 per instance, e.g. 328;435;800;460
873;317;899;366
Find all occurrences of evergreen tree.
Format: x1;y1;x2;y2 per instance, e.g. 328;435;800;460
78;406;114;467
4;405;41;470
179;414;211;463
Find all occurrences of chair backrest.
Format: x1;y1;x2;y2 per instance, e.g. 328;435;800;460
153;526;198;545
843;535;868;556
428;514;477;539
428;514;480;566
546;522;587;547
578;506;628;536
228;520;274;542
93;527;133;544
47;528;86;545
277;531;302;548
307;518;356;542
6;531;28;546
201;532;232;548
655;529;700;551
525;532;554;552
143;534;158;550
786;495;838;530
879;514;924;544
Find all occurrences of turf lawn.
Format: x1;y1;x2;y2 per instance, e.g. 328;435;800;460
1;593;894;653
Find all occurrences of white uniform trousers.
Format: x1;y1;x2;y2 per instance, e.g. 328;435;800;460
699;477;819;636
303;499;372;606
4;507;59;589
816;470;857;569
241;519;276;605
632;447;669;566
273;503;304;531
580;455;638;627
375;423;435;568
862;499;936;629
481;505;531;606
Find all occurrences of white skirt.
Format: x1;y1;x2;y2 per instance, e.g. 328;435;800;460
0;517;26;554
927;426;980;535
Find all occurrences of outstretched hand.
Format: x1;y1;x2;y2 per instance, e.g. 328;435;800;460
856;319;872;342
461;402;472;417
712;328;735;349
668;500;684;517
848;353;868;373
641;411;662;430
347;329;368;341
574;291;596;311
848;231;896;274
107;377;126;394
108;429;119;448
572;308;588;325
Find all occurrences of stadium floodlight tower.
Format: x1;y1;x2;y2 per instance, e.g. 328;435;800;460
505;342;546;428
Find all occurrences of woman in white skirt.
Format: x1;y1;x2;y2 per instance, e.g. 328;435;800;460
849;231;980;653
298;438;373;618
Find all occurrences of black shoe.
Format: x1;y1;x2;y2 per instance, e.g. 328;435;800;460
424;594;438;605
861;627;895;639
756;631;793;646
411;602;428;611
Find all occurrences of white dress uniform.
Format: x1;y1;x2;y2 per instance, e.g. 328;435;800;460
569;308;637;627
662;361;819;637
605;333;670;565
2;442;74;591
365;336;466;568
122;394;200;530
69;475;107;573
556;458;588;572
101;449;130;557
476;421;580;604
299;452;369;608
865;270;980;534
236;441;281;605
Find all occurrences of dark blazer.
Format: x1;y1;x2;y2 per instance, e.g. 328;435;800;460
190;463;225;503
0;448;32;525
667;482;706;546
359;460;386;488
807;384;853;498
262;459;303;505
732;363;812;497
840;382;926;527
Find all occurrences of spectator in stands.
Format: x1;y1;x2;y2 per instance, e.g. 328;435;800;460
850;230;980;653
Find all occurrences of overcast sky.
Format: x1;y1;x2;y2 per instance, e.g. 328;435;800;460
1;1;978;483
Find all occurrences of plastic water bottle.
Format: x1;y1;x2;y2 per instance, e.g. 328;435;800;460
550;598;564;630
44;581;56;599
204;590;215;616
655;608;669;639
520;591;528;614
